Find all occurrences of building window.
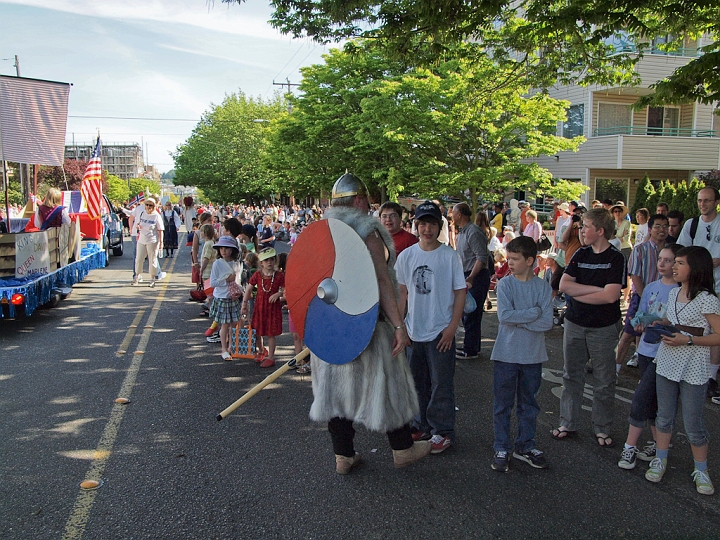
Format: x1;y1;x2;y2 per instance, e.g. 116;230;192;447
563;104;584;138
595;178;628;204
596;103;632;136
647;107;680;135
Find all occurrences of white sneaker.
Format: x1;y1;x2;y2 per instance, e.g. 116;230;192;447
157;271;167;280
627;353;639;367
137;275;143;283
692;469;715;495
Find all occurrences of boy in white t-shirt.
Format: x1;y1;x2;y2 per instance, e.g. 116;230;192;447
396;201;467;454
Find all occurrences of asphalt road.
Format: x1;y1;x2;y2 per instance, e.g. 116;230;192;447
2;237;720;539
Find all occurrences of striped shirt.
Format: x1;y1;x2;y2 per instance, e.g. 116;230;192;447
627;240;662;289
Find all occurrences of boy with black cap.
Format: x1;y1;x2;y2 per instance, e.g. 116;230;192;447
396;201;467;453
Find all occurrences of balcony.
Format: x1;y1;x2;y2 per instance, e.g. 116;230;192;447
594;126;717;137
610;45;703;58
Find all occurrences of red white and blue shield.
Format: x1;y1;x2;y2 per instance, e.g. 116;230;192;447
285;218;379;365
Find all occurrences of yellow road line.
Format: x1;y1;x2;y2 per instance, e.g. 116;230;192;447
115;310;145;356
61;254;179;540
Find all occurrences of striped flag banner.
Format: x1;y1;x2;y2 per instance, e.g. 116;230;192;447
61;190;86;213
80;138;103;220
0;75;71;165
129;192;144;207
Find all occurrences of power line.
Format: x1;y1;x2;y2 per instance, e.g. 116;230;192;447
69;115;198;121
273;44;305;84
288;44;320;77
67;132;191;136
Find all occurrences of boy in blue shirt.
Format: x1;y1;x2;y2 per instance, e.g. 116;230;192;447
491;236;553;471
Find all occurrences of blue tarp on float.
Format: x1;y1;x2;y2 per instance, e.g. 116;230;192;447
0;243;106;318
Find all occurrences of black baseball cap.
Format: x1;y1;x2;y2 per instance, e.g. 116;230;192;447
414;200;442;222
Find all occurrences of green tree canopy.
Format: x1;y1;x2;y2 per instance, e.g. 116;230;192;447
265;41;410;201
224;0;719;104
105;174;130;204
172;92;288;203
127;178;161;199
358;43;583;214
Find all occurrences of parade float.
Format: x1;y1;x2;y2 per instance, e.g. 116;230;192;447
0;75;107;318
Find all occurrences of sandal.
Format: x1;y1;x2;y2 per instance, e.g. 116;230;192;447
221;351;232;361
596;434;615;448
296;363;311;374
551;427;576;440
259;357;276;368
254;348;268;363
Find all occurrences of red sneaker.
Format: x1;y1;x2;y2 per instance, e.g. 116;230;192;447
429;435;452;454
259;357;276;368
412;430;431;441
205;326;217;337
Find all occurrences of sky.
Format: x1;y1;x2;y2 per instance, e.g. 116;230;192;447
0;0;336;173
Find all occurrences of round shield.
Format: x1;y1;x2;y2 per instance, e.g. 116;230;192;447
285;218;379;364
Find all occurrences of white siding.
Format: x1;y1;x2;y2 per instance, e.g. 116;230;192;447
621;136;720;169
635;55;695;87
695;103;717;132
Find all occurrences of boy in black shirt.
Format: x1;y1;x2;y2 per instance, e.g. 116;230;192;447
552;208;626;447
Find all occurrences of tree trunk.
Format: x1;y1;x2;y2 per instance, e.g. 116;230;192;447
470;186;477;221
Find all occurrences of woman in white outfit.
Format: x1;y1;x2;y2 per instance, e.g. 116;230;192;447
133;198;164;288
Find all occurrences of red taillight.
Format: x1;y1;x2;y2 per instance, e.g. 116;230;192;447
11;293;24;305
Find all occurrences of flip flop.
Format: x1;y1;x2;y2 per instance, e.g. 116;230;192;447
221;351;232;361
551;427;576;440
596;434;615;448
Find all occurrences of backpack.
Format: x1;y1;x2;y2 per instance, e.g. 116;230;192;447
689;216;700;242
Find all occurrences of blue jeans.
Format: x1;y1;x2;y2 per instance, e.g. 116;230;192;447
461;268;491;356
407;334;456;441
628;354;657;428
493;361;543;453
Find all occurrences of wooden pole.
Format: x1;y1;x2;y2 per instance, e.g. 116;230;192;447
216;348;310;421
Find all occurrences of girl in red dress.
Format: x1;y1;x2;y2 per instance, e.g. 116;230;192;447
242;247;285;368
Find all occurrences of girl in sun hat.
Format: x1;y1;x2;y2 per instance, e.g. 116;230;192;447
241;247;285;368
209;236;243;361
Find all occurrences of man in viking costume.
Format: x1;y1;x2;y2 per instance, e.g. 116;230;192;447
311;173;432;474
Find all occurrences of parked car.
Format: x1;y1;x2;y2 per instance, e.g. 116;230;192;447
69;193;123;265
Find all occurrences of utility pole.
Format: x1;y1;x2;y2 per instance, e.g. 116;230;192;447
1;55;21;76
273;78;300;113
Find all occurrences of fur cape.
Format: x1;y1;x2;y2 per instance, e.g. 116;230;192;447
309;207;420;432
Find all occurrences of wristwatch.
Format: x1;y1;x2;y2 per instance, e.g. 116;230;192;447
687;336;694;346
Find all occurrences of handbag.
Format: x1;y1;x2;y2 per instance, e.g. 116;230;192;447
463;288;477;314
230;319;257;359
228;280;243;301
191;264;201;284
537;232;552;252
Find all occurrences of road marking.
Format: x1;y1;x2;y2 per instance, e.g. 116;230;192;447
61;255;178;540
544;367;635;412
115;310;145;356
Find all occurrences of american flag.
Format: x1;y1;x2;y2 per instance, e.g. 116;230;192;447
80;138;103;220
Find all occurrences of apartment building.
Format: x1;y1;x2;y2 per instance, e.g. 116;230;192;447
531;34;719;207
65;142;145;180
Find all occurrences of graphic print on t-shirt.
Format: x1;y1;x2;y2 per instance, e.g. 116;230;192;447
413;265;433;294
